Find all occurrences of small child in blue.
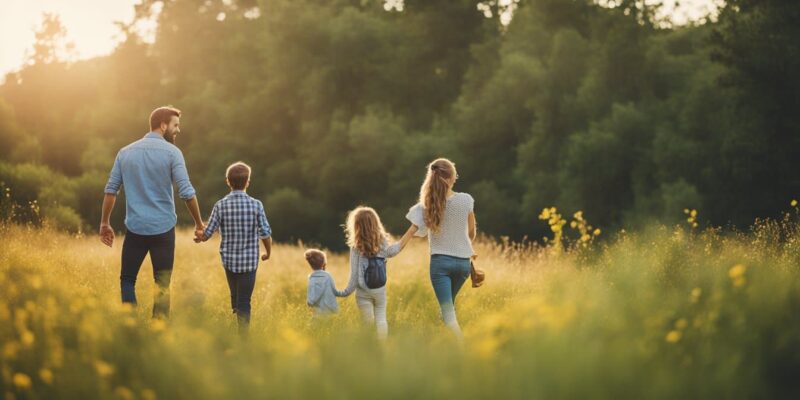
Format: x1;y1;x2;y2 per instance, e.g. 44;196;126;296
199;161;272;335
304;249;339;316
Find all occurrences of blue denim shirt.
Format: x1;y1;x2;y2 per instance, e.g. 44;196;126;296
104;132;197;235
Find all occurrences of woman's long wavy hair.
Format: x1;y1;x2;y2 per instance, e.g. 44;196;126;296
419;158;457;234
345;206;389;257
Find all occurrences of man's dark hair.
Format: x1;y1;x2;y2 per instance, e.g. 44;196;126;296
226;162;251;190
149;106;181;130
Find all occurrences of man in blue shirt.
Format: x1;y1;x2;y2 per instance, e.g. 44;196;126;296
100;106;205;318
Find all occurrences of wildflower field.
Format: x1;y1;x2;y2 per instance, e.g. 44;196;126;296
2;215;800;399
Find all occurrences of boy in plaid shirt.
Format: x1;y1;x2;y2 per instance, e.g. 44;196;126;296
199;161;272;335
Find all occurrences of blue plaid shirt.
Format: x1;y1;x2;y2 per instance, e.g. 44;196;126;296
204;191;272;273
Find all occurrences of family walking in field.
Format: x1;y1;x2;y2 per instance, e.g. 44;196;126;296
99;106;482;340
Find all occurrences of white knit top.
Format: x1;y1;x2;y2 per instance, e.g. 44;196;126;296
406;192;475;259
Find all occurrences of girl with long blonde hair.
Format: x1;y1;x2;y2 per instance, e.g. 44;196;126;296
335;206;415;340
403;158;477;339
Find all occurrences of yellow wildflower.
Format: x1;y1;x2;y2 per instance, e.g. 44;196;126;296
593;228;601;236
690;209;697;217
20;330;34;347
150;319;167;332
3;342;20;359
94;360;115;378
29;276;42;289
539;208;551;219
792;199;798;207
665;330;682;343
675;319;688;330
114;386;135;400
729;264;746;280
13;373;32;390
39;369;53;385
690;287;702;303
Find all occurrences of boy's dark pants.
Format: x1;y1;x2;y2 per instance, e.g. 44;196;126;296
225;269;257;335
120;228;175;318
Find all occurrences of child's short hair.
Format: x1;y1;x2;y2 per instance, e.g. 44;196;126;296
304;249;326;270
226;161;251;190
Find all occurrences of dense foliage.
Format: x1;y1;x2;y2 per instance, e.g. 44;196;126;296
1;0;797;247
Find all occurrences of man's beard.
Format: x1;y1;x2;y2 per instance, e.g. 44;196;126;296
164;129;176;144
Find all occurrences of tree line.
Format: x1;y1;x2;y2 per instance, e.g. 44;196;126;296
1;0;798;248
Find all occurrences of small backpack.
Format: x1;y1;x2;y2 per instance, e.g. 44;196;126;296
364;256;387;289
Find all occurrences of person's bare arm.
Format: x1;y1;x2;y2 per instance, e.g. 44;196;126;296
468;212;478;259
261;237;272;261
184;197;205;240
99;193;117;247
384;224;419;257
399;224;419;249
468;212;477;241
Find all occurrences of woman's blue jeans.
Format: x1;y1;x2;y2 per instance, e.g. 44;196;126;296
429;254;470;332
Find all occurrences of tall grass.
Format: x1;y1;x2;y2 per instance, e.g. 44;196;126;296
2;217;800;399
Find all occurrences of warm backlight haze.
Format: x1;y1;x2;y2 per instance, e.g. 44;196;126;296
0;0;719;77
0;0;138;76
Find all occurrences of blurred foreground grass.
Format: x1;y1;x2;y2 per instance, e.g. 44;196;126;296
2;219;800;399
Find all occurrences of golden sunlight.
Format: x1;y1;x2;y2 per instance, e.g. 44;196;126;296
0;0;139;75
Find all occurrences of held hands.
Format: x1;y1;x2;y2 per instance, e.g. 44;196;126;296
99;223;115;247
193;234;208;243
193;223;206;243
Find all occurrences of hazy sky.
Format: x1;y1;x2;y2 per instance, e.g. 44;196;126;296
0;0;138;76
0;0;720;78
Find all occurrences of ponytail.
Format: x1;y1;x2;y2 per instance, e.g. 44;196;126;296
419;159;457;233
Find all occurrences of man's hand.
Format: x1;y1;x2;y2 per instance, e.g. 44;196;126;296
261;253;270;261
100;194;117;247
100;223;115;247
193;234;207;243
194;224;206;243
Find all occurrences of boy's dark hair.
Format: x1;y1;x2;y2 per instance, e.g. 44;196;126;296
149;106;181;130
304;249;326;270
226;162;251;190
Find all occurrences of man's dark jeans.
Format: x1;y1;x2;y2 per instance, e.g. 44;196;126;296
121;228;175;318
225;269;257;335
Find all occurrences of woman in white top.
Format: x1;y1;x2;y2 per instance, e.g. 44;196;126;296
404;158;477;339
335;206;414;340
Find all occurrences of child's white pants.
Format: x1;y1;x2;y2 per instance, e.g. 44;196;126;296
355;287;388;340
